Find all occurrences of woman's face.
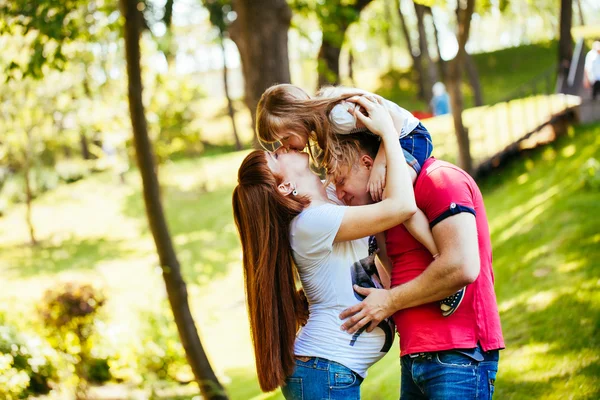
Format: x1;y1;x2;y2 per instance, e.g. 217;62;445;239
266;147;310;181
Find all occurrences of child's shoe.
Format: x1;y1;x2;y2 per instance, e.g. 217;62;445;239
440;287;466;317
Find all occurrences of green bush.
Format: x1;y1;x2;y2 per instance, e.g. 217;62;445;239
579;157;600;190
0;317;59;399
39;283;107;398
137;305;191;383
87;357;112;384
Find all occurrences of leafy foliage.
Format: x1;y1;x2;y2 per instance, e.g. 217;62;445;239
0;0;120;79
0;314;59;399
38;283;107;398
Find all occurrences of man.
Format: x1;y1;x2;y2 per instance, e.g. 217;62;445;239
329;132;504;399
584;41;600;100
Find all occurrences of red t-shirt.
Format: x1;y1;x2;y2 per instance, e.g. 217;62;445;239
386;158;505;356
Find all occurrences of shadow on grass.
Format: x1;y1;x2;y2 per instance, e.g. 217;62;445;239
477;124;600;398
122;184;240;285
0;236;135;278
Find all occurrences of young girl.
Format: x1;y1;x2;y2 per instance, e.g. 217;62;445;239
256;84;464;317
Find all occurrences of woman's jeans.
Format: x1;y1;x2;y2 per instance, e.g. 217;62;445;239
282;357;364;400
400;344;499;399
400;122;434;175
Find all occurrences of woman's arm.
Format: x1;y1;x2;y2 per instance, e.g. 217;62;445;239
335;96;417;243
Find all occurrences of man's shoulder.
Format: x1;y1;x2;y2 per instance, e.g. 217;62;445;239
417;158;473;188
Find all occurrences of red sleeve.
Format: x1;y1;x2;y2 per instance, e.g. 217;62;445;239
415;163;477;228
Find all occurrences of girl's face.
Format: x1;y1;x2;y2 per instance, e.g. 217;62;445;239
278;131;308;151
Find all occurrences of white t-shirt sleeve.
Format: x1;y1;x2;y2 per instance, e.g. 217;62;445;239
291;204;346;262
384;98;420;137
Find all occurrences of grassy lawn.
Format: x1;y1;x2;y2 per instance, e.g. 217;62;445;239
374;41;558;112
0;121;598;399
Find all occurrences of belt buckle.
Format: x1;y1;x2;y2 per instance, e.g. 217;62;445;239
409;352;427;359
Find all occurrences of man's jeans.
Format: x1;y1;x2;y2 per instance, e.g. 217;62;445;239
400;345;499;399
282;357;363;400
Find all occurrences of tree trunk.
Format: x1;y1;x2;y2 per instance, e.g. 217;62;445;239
230;0;292;148
348;47;356;86
80;132;91;160
220;36;242;151
395;0;425;99
427;7;447;82
385;0;395;71
24;129;37;246
558;0;573;85
316;0;373;88
120;2;228;399
448;0;475;173
414;3;435;103
465;52;483;106
317;39;343;87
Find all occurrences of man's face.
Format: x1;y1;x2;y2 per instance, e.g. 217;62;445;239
334;155;374;206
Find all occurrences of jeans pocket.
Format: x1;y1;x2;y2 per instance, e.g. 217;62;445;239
488;369;497;399
435;351;474;367
332;371;356;389
282;377;303;400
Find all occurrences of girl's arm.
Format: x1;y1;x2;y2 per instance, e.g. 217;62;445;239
335;96;417;243
403;209;439;257
368;97;407;201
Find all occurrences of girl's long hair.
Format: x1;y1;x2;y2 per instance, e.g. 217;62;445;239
232;150;310;392
256;84;362;172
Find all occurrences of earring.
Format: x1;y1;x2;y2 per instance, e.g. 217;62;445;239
292;189;298;196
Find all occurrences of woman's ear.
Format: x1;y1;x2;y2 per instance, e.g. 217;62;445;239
277;181;295;196
360;154;374;170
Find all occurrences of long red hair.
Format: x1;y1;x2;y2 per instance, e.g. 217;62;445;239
232;150;310;392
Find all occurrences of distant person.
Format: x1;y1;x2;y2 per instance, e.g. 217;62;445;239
102;136;129;184
430;82;451;116
584;41;600;100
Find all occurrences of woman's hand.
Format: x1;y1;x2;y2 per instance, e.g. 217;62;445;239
367;159;386;202
347;95;396;139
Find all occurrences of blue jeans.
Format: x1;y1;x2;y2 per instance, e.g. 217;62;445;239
400;345;499;399
400;123;433;175
282;357;364;400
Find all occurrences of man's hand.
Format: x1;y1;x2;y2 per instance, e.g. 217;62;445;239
339;285;395;334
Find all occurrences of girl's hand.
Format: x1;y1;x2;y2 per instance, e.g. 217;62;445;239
367;160;386;202
347;95;395;139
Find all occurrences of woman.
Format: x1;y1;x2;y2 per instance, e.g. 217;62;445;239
232;96;417;399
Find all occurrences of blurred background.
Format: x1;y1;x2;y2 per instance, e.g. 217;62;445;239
0;0;599;399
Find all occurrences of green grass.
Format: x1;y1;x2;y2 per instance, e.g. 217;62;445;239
0;123;598;399
374;41;558;112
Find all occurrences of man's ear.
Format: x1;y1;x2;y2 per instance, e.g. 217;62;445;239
360;154;374;170
277;181;295;196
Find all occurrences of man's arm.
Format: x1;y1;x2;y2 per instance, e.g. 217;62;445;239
340;212;480;333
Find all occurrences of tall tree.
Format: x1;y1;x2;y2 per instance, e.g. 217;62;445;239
315;0;373;87
24;125;37;245
558;0;573;85
465;52;484;106
414;2;436;103
119;1;228;398
446;0;476;173
229;0;292;148
394;0;426;99
203;0;242;150
427;6;447;82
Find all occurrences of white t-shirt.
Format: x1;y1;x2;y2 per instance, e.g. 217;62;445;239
585;50;600;83
290;202;395;378
386;99;420;139
324;87;419;138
